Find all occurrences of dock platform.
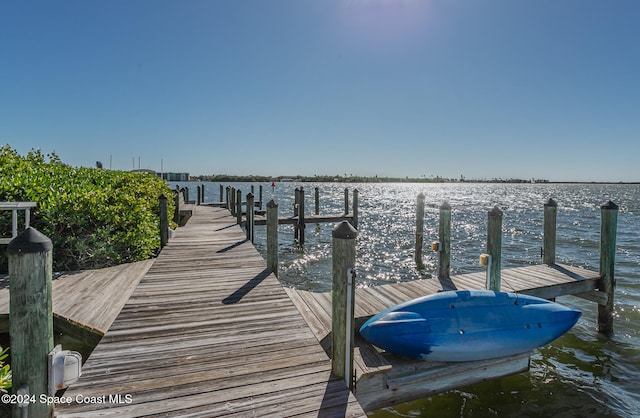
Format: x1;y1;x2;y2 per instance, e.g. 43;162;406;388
0;260;153;345
285;263;601;411
56;205;365;417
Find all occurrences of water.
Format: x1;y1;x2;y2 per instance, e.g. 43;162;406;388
177;181;640;417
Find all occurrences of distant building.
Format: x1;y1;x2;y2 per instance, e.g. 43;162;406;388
159;172;190;182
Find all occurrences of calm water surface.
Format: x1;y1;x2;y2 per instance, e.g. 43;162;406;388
183;182;640;418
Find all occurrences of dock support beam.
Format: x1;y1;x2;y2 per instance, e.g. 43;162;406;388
332;221;357;390
267;199;279;276
598;200;618;335
543;198;557;265
486;206;503;291
415;193;425;269
439;201;452;279
8;228;54;418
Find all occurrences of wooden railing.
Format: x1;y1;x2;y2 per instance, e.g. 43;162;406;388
0;201;37;244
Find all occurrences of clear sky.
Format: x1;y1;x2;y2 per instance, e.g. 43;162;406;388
1;1;639;182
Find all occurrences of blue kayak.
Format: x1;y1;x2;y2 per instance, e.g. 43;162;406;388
359;290;581;362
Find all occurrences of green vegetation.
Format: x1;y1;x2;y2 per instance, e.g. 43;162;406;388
0;146;175;272
0;347;10;393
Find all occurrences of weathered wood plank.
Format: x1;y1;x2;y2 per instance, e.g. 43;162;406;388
0;259;153;336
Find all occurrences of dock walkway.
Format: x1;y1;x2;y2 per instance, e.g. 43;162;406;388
56;205;364;417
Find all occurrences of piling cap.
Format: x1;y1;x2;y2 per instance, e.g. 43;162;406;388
440;200;451;210
488;205;503;217
544;198;557;207
601;200;618;210
333;221;358;239
267;199;278;208
7;227;52;254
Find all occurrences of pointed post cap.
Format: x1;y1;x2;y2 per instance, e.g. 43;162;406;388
7;227;52;254
488;205;503;217
601;200;618;210
332;221;358;239
440;200;451;210
267;199;278;208
544;198;557;207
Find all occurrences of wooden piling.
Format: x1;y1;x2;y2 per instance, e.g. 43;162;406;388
259;185;263;210
598;200;618;335
8;228;54;418
415;193;425;270
201;184;205;204
332;221;357;390
159;195;169;248
246;193;255;243
353;189;359;229
315;187;320;215
543;198;558;265
236;190;242;225
230;187;236;215
344;188;349;215
439;201;452;279
197;185;201;205
294;188;300;241
487;206;503;291
173;190;180;224
220;184;224;202
298;187;305;245
266;199;279;276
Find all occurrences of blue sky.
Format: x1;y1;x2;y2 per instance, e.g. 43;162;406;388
1;1;639;181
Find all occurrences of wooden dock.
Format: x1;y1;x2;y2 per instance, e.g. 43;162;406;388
0;260;153;345
56;205;365;417
285;263;602;411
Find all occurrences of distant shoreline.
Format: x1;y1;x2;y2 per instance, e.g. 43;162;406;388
187;174;639;185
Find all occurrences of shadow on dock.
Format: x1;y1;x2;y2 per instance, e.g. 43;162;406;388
222;268;271;304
